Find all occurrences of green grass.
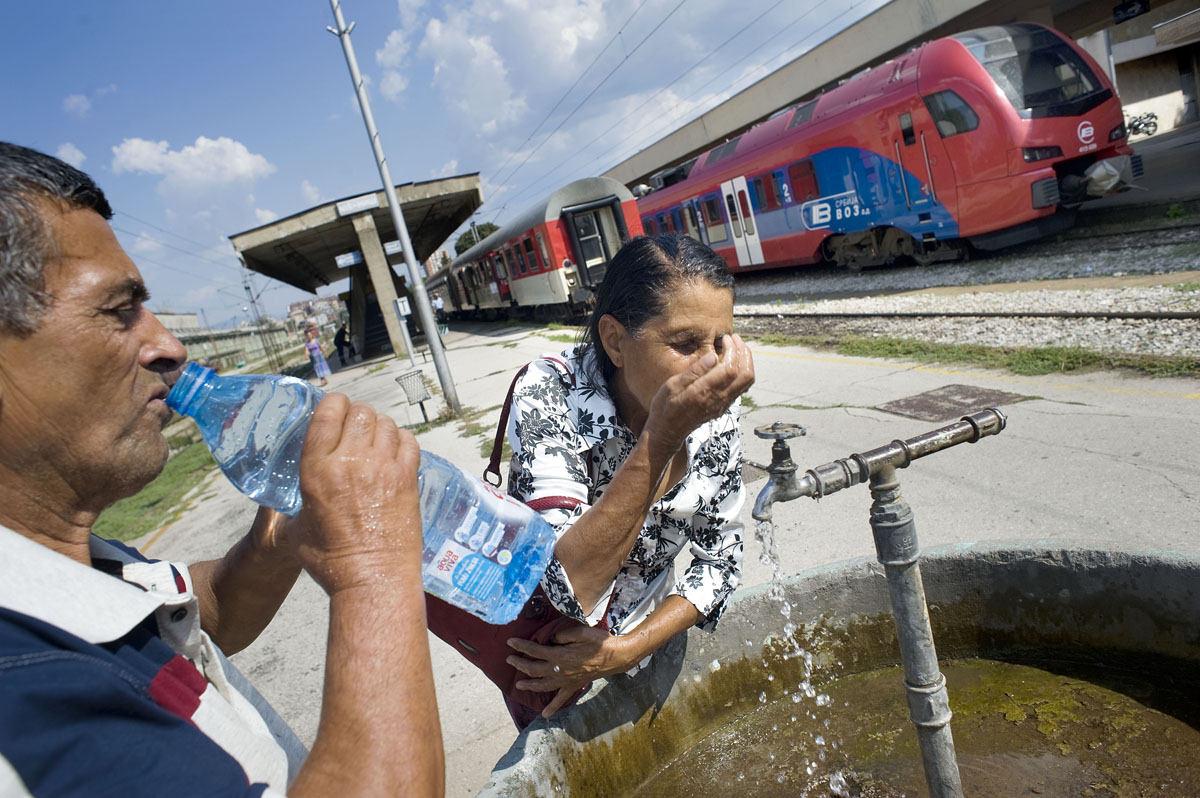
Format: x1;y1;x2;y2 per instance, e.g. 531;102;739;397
749;333;1200;379
739;393;758;410
365;362;388;375
538;332;576;344
92;442;218;543
1172;282;1200;293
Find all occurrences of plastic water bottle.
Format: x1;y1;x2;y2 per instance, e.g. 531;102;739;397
166;362;558;623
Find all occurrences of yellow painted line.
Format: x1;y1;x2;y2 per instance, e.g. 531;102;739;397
752;347;1200;400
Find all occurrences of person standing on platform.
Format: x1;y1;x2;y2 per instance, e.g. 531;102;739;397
305;328;331;387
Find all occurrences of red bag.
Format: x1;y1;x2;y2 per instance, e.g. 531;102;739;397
425;357;589;716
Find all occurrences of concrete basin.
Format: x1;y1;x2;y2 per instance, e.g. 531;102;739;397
479;543;1200;796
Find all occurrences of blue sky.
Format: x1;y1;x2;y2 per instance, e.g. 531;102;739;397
3;0;888;324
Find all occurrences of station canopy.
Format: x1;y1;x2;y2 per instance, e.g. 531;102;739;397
229;173;483;293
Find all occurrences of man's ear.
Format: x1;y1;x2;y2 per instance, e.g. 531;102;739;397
597;314;627;370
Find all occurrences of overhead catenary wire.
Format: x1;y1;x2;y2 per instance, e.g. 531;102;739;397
488;0;689;194
485;0;654;189
498;0;861;214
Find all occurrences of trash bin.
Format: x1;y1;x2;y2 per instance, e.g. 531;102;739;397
396;369;432;422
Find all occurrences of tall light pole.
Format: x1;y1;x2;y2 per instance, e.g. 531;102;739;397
326;0;461;413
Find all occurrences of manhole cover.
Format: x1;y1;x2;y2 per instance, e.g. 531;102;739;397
876;384;1032;422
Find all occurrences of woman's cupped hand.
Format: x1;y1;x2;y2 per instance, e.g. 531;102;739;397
644;333;754;454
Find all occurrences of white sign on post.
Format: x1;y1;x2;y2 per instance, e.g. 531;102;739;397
335;193;381;217
335;251;363;268
394;296;412;316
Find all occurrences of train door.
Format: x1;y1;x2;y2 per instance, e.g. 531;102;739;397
561;197;630;289
892;105;956;223
491;254;511;301
719;176;765;267
572;210;610;278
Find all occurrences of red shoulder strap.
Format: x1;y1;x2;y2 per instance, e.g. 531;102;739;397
483;356;573;487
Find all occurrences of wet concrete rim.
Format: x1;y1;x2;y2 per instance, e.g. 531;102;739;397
478;541;1200;797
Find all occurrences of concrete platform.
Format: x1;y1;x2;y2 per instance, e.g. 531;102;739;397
140;323;1200;796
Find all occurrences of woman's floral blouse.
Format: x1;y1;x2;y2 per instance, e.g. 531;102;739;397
506;346;745;637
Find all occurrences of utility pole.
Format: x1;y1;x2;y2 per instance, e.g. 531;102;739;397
240;265;284;373
326;0;462;414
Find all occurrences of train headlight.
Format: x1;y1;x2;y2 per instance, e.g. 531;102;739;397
1109;121;1127;142
1022;146;1063;163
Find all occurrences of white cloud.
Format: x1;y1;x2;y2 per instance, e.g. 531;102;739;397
434;159;459;178
131;232;163;254
111;136;276;192
255;208;279;224
96;83;118;97
62;94;91;117
301;179;322;205
419;13;528;133
376;29;411;68
55;142;86;168
381;71;409;102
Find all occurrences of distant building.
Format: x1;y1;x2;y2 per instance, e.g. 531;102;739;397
288;295;346;332
152;310;290;372
423;248;451;276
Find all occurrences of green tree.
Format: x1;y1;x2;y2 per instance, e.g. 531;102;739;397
455;222;499;255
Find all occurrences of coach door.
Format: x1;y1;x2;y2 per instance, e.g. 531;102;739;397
719;176;764;267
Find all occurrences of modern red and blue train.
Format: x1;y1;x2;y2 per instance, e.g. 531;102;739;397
636;22;1142;271
428;177;643;320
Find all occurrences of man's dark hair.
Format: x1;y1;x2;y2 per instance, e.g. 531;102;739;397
0;142;113;337
580;233;734;388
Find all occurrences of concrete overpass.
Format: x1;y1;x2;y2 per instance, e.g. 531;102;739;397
230;174;482;359
603;0;1194;189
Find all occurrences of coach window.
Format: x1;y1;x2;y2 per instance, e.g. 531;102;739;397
723;195;742;238
522;238;540;271
787;99;817;129
656;213;668;233
671;208;684;234
702;196;727;243
513;244;527;275
492;254;507;279
643;217;658;235
736;190;755;236
535;231;551;269
682;205;701;240
899;112;915;146
788;159;820;202
923;91;979;138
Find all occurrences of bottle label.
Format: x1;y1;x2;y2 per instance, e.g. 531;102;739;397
430;539;505;600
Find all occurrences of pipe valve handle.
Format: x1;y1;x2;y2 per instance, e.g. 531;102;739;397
755;422;806;441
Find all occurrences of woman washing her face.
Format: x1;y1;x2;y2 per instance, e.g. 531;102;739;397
503;233;755;727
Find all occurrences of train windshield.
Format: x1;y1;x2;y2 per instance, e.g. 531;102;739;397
954;24;1111;119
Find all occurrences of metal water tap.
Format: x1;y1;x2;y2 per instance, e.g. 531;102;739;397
744;407;1008;798
747;422;805;522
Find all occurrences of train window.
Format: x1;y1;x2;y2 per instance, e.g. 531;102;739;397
788;160;820;201
704;136;742;166
923;91;979;137
899;112;915;146
643;217;658;235
787;100;817;129
523;238;540;271
750;174;780;211
683;205;701;240
954;24;1105;118
671;209;684;233
535;231;550;270
737;191;755;236
701;196;728;243
513;245;527;275
724;195;742;238
656;213;668;233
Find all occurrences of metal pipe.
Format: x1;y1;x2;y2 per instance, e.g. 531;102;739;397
870;465;962;797
752;408;1006;521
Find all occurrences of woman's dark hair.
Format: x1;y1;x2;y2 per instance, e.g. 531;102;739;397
580;234;733;387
